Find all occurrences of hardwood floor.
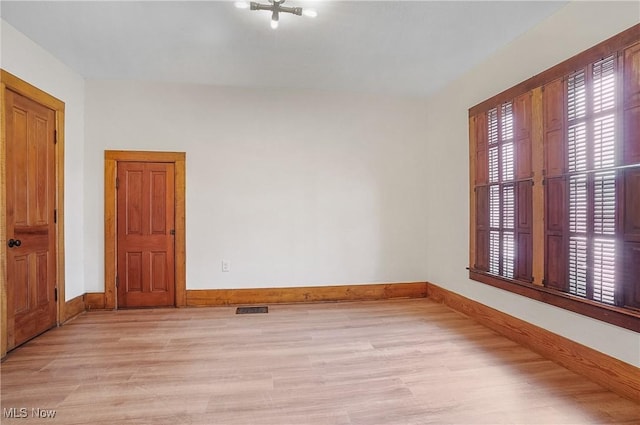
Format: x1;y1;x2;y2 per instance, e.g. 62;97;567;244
1;299;639;424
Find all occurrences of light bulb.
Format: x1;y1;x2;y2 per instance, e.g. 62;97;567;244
270;19;279;29
234;1;249;9
302;9;317;18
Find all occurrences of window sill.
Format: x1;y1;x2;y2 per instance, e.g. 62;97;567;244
468;269;640;332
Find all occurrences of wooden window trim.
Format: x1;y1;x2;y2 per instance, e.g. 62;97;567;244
469;25;640;333
469;269;640;332
469;24;640;117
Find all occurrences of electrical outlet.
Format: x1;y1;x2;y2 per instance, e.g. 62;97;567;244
222;260;230;272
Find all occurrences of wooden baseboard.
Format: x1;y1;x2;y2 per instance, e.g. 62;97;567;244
186;282;428;307
63;294;85;322
81;283;428;310
84;292;106;310
426;282;640;403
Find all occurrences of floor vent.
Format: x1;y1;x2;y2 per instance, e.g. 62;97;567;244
236;306;268;314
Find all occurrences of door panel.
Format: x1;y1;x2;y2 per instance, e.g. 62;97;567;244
623;243;640;308
13;256;29;314
475;185;489;271
514;92;532;179
545;176;567;292
5;89;57;349
543;78;566;178
475;112;489;186
117;162;175;308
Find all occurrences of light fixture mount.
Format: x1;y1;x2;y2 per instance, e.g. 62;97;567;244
236;0;317;29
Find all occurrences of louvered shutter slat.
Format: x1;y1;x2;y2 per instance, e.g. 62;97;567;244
569;237;588;297
502;143;515;181
489;231;500;275
594;171;616;236
568;123;587;172
503;232;515;279
593;57;616;114
593;239;616;304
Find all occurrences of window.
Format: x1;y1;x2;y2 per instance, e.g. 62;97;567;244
566;56;617;304
474;94;533;284
469;25;640;332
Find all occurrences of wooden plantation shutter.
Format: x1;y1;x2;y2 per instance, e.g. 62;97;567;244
472;98;533;282
539;47;640;308
590;56;617;304
543;78;568;291
475;112;490;272
489;105;513;277
544;55;620;305
566;66;589;299
623;42;640;164
500;103;516;278
475;185;490;271
622;42;640;309
514;92;533;282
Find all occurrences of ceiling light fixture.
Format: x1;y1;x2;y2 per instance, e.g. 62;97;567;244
235;0;317;29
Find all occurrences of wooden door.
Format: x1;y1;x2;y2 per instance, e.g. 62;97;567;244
117;162;175;308
5;89;57;349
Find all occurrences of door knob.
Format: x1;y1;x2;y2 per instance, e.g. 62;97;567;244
8;239;21;248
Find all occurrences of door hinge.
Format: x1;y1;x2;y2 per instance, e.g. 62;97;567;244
54;209;57;223
54;287;58;302
115;177;119;189
54;130;58;144
116;275;119;287
170;229;175;235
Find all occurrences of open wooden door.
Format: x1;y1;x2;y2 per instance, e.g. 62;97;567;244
4;88;57;350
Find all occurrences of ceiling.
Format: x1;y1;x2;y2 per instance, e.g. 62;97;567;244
1;1;567;98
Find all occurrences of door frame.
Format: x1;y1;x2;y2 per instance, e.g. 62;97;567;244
104;150;186;309
1;70;66;357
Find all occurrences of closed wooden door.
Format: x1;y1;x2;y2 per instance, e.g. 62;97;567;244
117;162;175;308
5;89;57;349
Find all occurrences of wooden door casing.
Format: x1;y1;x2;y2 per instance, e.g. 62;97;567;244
117;162;175;308
4;89;57;349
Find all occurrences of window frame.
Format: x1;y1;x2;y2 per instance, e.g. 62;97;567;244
468;24;640;332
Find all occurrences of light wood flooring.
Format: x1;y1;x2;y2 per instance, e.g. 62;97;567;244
1;299;639;424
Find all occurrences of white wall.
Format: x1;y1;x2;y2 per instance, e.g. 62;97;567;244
424;1;640;367
1;20;86;301
84;81;430;291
